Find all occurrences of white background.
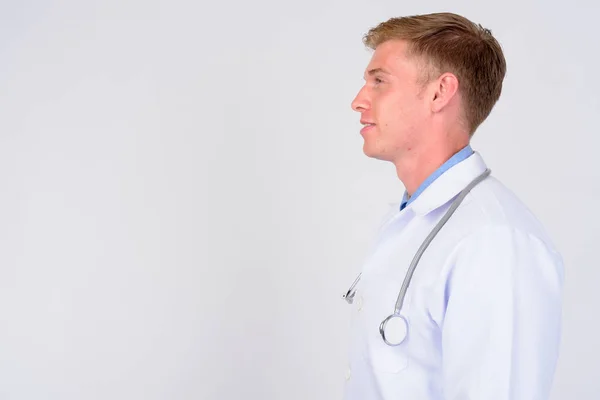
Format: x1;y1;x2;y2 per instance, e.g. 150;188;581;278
0;0;597;399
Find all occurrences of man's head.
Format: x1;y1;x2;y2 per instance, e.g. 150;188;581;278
351;12;506;163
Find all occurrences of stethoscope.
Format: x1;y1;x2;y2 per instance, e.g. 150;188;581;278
342;168;491;346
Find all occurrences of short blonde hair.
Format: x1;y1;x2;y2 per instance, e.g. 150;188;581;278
363;12;507;136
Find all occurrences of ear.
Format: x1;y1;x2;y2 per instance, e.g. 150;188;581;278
431;72;459;113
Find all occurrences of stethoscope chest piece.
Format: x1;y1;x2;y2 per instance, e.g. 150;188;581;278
379;314;408;346
342;168;491;347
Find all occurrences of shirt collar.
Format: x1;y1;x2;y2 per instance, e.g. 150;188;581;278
407;151;489;216
401;145;474;210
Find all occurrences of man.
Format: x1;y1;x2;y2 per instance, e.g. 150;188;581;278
343;12;564;400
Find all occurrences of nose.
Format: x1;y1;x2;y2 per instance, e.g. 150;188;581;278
351;86;370;113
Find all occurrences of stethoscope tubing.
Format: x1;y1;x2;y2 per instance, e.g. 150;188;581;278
344;168;492;346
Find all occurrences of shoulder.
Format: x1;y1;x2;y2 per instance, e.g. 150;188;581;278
449;195;564;290
434;176;564;285
452;175;561;255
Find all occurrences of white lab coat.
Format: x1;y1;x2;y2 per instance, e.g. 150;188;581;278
343;152;564;400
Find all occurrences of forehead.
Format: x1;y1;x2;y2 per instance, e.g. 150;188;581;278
364;39;416;78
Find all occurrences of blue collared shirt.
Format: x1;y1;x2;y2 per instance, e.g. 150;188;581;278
400;145;474;211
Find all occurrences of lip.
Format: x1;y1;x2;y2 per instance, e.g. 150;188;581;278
360;124;376;135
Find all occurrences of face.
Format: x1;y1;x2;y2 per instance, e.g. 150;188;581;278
351;40;432;162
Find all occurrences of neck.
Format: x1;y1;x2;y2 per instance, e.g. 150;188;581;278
394;139;469;196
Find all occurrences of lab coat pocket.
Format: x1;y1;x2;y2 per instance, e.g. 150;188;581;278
361;276;410;374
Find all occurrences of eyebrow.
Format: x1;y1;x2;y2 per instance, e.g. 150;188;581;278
364;67;391;79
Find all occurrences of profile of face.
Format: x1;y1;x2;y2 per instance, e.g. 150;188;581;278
351;40;434;163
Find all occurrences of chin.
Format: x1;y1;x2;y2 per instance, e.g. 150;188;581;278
362;143;387;161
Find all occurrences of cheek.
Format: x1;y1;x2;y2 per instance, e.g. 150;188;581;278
376;95;414;129
373;99;428;147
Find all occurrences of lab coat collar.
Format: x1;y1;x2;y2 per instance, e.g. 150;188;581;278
408;152;489;217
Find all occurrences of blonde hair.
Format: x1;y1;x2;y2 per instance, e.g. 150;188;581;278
363;12;507;135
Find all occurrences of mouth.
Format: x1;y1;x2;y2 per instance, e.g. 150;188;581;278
360;122;376;135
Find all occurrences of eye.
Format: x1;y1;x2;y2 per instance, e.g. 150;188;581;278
374;77;384;84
